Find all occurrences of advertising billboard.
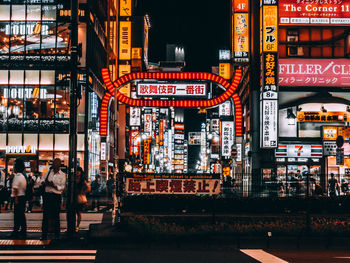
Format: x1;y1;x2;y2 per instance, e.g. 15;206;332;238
221;121;234;157
279;59;350;87
126;173;220;195
119;21;131;60
261;100;278;148
233;13;249;60
279;0;350;25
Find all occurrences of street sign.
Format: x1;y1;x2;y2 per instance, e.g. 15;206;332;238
336;147;344;165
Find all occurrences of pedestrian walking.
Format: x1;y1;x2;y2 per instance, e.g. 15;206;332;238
328;173;339;198
4;172;14;210
26;174;35;213
90;174;100;211
75;167;90;232
41;158;66;240
9;158;27;239
0;169;6;212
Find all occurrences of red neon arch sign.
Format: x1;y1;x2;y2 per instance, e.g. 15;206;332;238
100;69;243;137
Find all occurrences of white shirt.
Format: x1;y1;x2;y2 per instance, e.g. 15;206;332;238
11;173;27;197
0;170;5;188
44;169;66;194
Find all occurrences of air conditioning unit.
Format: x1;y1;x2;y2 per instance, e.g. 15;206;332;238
288;46;304;56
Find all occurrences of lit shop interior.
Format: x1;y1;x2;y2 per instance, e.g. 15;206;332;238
275;91;350;193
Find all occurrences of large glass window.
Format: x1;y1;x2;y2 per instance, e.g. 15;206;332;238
0;3;70;61
0;70;70;133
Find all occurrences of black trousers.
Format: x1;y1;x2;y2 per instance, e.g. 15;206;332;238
14;196;26;233
42;193;61;236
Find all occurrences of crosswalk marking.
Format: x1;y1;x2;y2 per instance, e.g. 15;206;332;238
0;250;97;254
0;250;97;262
0;240;50;246
240;249;289;263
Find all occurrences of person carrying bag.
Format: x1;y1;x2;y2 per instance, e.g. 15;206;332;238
75;167;90;232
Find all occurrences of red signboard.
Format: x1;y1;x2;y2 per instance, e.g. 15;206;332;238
279;0;350;25
279;59;350;87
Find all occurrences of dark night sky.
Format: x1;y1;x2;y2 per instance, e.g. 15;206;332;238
135;0;231;72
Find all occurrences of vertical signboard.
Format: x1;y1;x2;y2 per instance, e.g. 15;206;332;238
260;0;278;149
233;0;249;62
261;100;278;148
119;21;131;60
221;121;234;157
129;107;141;126
120;0;132;16
219;63;231;79
118;64;131;97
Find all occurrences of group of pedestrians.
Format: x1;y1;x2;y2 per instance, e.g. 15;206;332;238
0;157;91;240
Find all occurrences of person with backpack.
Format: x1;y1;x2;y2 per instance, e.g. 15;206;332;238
9;158;27;239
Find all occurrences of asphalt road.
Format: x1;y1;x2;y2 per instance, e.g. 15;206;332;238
2;244;350;262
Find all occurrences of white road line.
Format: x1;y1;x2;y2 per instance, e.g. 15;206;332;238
0;250;97;254
240;249;289;263
0;255;96;260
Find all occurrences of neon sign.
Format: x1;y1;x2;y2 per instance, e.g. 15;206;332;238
100;69;243;137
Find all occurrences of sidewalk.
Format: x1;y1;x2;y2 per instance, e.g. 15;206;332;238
0;212;103;240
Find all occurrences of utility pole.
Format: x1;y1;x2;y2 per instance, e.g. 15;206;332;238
67;0;79;235
250;0;262;195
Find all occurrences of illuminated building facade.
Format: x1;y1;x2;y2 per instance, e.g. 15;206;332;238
0;0;117;180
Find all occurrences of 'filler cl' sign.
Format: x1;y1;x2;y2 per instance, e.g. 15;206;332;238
279;59;350;87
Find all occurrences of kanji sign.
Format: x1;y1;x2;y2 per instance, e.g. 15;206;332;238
279;59;350;87
279;0;350;26
137;83;206;97
126;174;220;195
262;52;278;99
119;21;131;60
221;121;234;157
297;111;350;122
261;100;278;148
129;130;140;156
129;107;141;126
233;13;249;59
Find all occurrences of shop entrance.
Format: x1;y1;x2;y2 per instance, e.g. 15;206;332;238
5;155;38;176
262;162;322;197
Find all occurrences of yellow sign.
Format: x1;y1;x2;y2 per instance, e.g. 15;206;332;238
144;139;151;164
233;13;249;56
119;21;131;60
323;126;350;140
219;63;231;80
132;48;142;59
263;5;278;52
118;64;131;97
323;126;338;140
120;0;132;16
297;111;350;123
